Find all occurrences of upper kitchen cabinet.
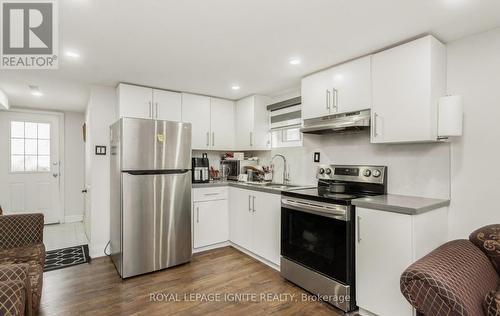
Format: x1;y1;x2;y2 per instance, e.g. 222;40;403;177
371;35;446;143
235;95;271;151
181;93;211;150
116;83;181;121
116;83;153;120
301;56;371;120
210;98;235;150
153;89;182;121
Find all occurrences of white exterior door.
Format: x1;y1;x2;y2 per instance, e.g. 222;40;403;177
0;111;62;224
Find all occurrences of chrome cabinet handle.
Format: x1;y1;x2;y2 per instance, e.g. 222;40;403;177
212;132;215;147
206;132;210;147
326;90;330;110
248;195;251;212
357;216;361;242
196;206;200;223
252;196;256;212
249;132;253;147
155;102;159;118
149;101;152;118
373;112;379;137
333;88;338;112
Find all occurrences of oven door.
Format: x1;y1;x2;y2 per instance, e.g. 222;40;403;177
281;197;354;285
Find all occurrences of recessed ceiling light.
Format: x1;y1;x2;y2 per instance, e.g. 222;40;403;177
289;58;301;65
65;50;80;58
231;85;240;91
29;85;43;97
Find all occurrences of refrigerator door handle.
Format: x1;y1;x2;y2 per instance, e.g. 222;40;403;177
124;169;190;175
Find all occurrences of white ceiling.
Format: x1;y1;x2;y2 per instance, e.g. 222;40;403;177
1;0;500;112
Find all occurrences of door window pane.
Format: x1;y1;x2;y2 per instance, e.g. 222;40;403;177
10;121;51;172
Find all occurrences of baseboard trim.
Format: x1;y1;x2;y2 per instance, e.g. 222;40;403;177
64;215;83;223
229;242;280;271
193;241;230;254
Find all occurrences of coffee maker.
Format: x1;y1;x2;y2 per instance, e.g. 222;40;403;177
192;153;209;183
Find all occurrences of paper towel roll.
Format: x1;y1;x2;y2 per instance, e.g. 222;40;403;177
438;95;463;137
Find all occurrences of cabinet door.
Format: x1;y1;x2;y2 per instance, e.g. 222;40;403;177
235;97;254;150
210;98;235;150
153;89;182;121
301;71;332;120
252;95;271;151
371;36;445;143
330;56;371;114
356;207;413;316
181;93;211;150
228;188;254;250
193;200;229;248
117;84;153;119
252;191;281;265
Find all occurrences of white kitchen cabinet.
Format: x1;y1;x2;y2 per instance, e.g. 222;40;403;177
229;187;281;265
229;187;254;250
356;206;448;316
181;93;211;150
235;95;271;151
192;187;229;249
210;98;235;150
371;35;446;143
153;89;181;121
116;83;153;120
252;190;281;265
301;56;371;120
193;199;229;249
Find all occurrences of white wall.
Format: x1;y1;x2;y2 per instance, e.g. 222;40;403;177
447;27;500;239
63;112;85;221
85;85;116;257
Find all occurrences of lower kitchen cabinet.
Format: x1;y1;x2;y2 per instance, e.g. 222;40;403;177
229;187;281;265
192;188;229;249
355;207;448;316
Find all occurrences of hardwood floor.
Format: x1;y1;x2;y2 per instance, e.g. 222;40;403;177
40;246;344;316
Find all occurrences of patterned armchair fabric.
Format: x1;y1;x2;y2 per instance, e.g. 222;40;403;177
0;264;31;316
0;213;45;315
469;224;500;275
401;225;500;316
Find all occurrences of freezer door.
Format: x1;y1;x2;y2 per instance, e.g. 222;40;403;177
122;173;155;278
122;171;192;278
153;171;192;269
121;118;192;171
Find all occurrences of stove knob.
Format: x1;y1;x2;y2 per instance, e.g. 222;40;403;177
318;168;325;175
363;169;372;177
372;169;381;178
325;168;332;175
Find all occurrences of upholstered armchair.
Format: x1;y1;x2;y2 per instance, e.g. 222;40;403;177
0;209;45;315
401;224;500;316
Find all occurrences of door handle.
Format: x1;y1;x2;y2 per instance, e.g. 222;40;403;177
248;196;251;212
373;112;379;137
196;206;200;223
326;90;330;110
212;132;215;147
252;196;256;212
333;88;338;112
357;216;362;242
52;173;58;178
206;132;210;147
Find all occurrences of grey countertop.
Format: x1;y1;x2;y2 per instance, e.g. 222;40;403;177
352;194;450;215
192;181;314;195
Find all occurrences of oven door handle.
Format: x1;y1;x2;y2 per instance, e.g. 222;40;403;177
281;198;349;221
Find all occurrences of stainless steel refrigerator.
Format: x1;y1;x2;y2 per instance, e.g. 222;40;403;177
110;117;192;278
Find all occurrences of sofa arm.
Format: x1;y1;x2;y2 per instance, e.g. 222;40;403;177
469;224;500;275
0;214;44;250
401;239;499;316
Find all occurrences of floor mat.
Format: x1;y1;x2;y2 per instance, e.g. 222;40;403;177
44;244;91;272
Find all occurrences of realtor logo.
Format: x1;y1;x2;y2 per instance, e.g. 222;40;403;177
1;0;58;69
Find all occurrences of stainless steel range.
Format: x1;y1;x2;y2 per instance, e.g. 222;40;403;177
280;164;387;312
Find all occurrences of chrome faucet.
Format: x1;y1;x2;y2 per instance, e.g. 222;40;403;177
271;154;290;184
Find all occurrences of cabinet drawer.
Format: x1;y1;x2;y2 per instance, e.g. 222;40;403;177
193;187;228;202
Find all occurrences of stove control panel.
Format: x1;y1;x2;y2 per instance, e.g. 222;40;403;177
317;164;387;184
